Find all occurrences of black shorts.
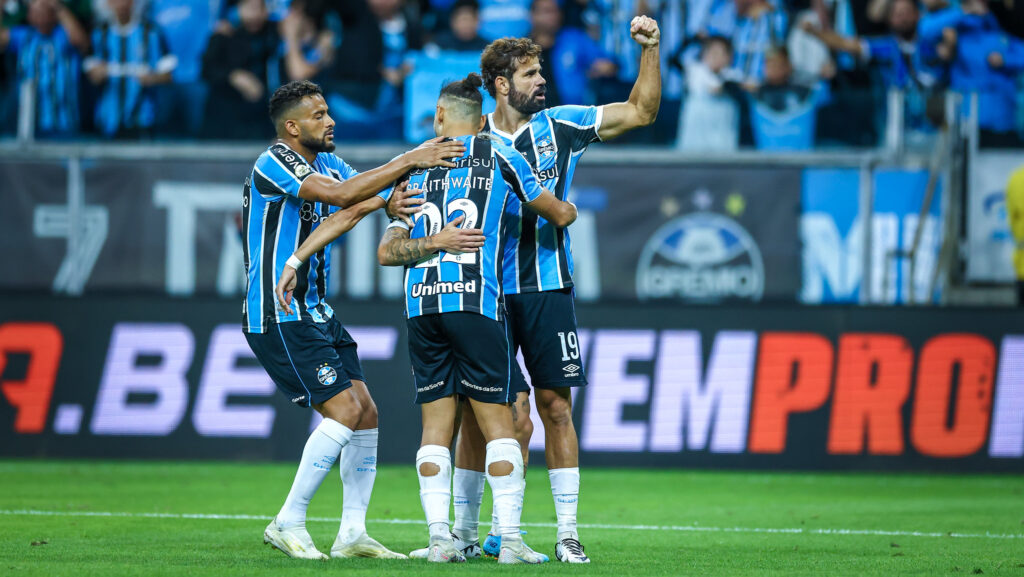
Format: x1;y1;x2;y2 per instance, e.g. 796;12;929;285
245;316;364;408
407;312;515;405
506;288;588;393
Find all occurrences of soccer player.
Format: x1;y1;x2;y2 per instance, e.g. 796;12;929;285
242;79;464;560
452;17;662;564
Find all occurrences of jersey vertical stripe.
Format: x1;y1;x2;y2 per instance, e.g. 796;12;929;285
242;143;357;333
482;106;601;294
400;135;543;321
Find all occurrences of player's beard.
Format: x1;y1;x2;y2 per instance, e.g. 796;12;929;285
300;131;336;153
508;83;546;115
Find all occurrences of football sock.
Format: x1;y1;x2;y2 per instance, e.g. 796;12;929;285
549;467;580;541
416;445;452;539
277;418;353;527
485;438;525;542
337;428;378;543
453;467;485;543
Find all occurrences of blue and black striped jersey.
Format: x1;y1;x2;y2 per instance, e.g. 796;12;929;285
482;105;602;294
84;20;177;136
389;135;544;321
7;26;81;134
242;143;356;333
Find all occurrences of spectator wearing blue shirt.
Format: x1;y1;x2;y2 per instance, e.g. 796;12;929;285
478;0;531;41
530;0;617;105
919;0;1024;146
706;0;788;90
803;0;944;90
85;0;177;138
149;0;217;137
0;0;90;137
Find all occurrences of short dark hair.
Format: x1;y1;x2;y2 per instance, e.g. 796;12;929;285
268;80;323;126
439;73;484;118
451;0;479;13
480;37;542;97
702;35;732;54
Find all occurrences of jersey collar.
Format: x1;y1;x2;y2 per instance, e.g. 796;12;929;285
486;111;538;141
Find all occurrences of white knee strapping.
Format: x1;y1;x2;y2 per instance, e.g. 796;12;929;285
485;438;525;539
416;445;452;527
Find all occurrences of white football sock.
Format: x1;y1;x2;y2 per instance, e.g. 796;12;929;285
277;418;353;527
452;468;485;543
549;467;580;541
484;438;525;542
337;428;378;543
416;445;452;539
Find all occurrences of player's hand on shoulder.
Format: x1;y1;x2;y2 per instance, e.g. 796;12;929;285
630;15;660;48
276;265;298;315
386;179;424;227
435;215;485;255
405;136;466;169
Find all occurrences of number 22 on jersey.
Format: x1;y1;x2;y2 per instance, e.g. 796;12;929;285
413;199;480;267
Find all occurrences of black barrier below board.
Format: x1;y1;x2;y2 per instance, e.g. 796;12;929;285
0;296;1022;472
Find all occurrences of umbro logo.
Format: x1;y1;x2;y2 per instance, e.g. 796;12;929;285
291;395;307;404
563;364;580;373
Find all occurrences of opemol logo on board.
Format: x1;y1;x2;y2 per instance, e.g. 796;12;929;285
636;212;765;302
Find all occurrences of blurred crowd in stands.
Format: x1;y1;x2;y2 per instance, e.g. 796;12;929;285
1;0;1022;148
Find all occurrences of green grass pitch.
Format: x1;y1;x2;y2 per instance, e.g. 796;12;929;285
0;460;1021;576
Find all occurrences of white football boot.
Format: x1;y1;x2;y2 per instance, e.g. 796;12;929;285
330;532;408;559
410;532;481;559
425;535;467;563
497;537;548;564
263;517;329;560
555;537;591;563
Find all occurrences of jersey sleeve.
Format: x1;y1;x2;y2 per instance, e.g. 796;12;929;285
251;145;315;199
547;105;603;151
495;145;544;203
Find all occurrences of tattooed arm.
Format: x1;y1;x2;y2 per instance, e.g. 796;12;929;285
376;215;485;266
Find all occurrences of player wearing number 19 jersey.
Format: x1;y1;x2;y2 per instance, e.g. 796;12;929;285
452;25;663;564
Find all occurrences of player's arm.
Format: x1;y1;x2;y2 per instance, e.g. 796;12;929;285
377;216;485;266
275;185;422;313
497;146;577;228
524;190;577;228
597;16;661;141
297;137;465;208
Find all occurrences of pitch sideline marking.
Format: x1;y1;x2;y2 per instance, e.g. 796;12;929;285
1;509;1021;540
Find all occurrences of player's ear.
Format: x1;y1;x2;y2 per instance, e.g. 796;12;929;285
495;75;509;97
284;118;300;138
476;115;485;132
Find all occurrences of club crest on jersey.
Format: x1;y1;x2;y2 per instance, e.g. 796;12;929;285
537;137;556;159
316;364;338;386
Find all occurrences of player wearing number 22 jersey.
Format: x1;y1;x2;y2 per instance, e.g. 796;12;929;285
376;74;576;564
385;133;568;404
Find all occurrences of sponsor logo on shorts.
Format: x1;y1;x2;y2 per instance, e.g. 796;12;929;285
417;380;446;393
410;279;477;299
317;363;338;386
290;395;307;404
460;379;503;393
563;364;581;378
